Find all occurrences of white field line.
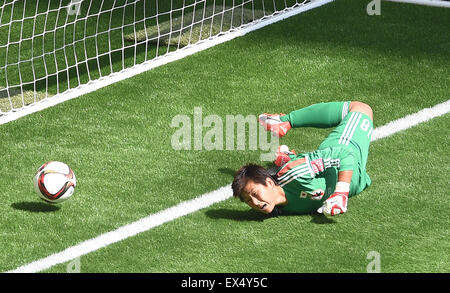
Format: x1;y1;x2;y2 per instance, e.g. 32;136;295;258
8;185;233;273
0;0;334;126
7;99;450;273
370;99;450;141
385;0;450;8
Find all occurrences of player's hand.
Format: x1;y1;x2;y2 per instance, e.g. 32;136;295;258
317;182;350;216
274;145;296;167
258;113;292;138
318;191;348;216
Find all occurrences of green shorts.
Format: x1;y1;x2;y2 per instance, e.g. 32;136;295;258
318;104;373;196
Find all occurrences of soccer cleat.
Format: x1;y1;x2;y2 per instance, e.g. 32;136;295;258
274;145;296;167
258;113;292;138
319;191;348;216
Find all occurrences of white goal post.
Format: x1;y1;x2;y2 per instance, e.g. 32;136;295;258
0;0;333;124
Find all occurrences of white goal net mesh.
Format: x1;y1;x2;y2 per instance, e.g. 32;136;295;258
0;0;321;116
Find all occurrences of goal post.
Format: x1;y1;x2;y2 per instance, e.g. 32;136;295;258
0;0;333;124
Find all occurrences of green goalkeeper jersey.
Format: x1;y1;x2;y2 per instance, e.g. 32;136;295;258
276;146;356;215
276;110;373;215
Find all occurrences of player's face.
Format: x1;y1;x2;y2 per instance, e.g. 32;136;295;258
241;178;278;214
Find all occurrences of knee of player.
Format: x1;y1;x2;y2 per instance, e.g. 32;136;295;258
350;101;373;121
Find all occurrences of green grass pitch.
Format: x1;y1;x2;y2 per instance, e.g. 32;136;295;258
0;0;449;273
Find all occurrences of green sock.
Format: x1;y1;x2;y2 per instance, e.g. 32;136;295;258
280;101;350;128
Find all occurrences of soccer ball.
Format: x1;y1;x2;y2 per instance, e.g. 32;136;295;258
33;161;76;204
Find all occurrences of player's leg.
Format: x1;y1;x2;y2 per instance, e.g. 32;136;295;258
346;103;374;195
349;101;373;121
341;101;373;184
282;101;351;128
259;101;351;137
318;101;374;151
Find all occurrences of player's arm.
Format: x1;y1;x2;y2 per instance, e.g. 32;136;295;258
306;147;354;216
313;165;353;216
319;173;351;216
338;170;353;184
308;147;355;180
318;102;372;216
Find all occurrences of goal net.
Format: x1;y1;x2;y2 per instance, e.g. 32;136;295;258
0;0;330;121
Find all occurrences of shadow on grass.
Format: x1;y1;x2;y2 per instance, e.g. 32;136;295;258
310;213;337;224
11;201;60;213
205;208;272;222
205;208;338;224
255;0;450;59
218;168;236;178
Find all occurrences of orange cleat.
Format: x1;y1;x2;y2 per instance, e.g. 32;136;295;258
258;113;292;138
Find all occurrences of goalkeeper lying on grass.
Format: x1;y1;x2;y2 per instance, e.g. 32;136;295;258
232;101;373;216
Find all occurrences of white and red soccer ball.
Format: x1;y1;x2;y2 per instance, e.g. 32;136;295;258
33;161;76;204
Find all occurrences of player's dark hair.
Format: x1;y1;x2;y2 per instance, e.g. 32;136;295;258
232;164;278;202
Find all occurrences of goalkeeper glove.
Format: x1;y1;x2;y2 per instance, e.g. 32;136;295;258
258;113;292;138
318;182;350;216
274;145;296;167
